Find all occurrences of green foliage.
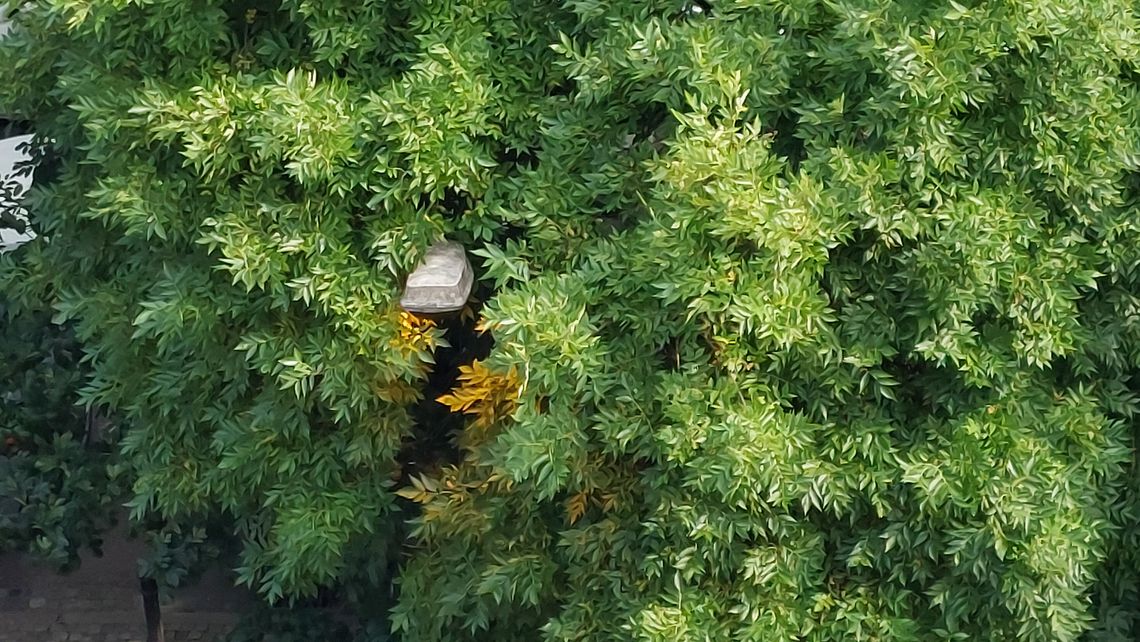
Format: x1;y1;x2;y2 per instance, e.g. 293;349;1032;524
225;605;399;642
223;605;357;642
1;0;1138;640
136;521;221;594
0;292;126;570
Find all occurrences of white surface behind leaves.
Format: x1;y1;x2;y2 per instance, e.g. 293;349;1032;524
0;135;35;252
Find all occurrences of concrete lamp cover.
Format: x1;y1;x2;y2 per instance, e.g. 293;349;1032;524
399;241;474;314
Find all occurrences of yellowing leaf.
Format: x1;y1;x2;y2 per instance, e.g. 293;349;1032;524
567;491;589;525
437;360;520;448
390;310;437;354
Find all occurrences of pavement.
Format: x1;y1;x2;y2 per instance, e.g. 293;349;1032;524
0;522;251;642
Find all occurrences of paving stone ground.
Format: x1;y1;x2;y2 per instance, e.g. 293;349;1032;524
0;522;251;642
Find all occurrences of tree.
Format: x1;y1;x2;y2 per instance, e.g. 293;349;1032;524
0;288;125;570
1;0;1138;640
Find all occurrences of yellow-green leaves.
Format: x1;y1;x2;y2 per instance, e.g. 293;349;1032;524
3;0;1140;638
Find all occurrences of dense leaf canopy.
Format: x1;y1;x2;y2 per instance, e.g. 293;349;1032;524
0;295;124;569
1;0;1138;640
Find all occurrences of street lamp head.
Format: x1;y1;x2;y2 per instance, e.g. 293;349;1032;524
399;241;474;315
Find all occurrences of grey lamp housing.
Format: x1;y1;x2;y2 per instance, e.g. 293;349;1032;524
399;241;474;314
